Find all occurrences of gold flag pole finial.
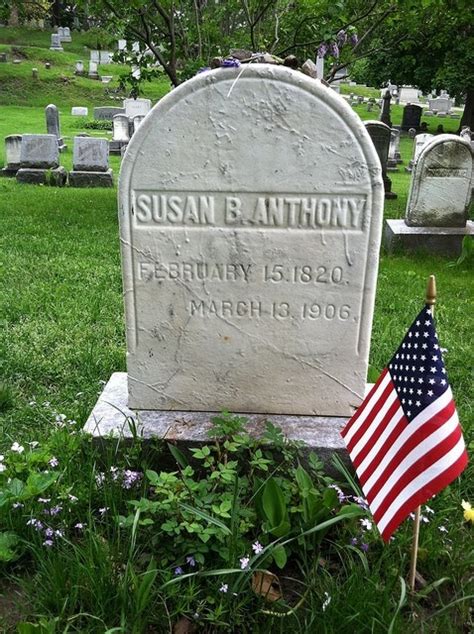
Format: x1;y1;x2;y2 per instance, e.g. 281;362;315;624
409;275;437;593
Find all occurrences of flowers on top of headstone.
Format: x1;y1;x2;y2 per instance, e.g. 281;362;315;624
221;58;241;68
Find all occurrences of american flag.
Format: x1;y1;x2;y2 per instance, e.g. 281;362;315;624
341;305;468;542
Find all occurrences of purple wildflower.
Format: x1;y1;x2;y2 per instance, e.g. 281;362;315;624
75;522;86;530
219;583;228;593
186;555;196;567
196;67;211;74
317;43;328;58
350;537;358;546
252;541;263;554
328;42;340;58
174;566;184;575
239;556;250;570
349;32;358;47
48;505;62;516
221;58;240;68
43;539;54;547
48;457;59;468
27;519;43;531
361;543;369;552
329;484;346;503
122;470;142;489
98;507;109;516
44;527;55;538
337;29;347;46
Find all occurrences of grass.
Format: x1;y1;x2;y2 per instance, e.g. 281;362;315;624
0;26;473;633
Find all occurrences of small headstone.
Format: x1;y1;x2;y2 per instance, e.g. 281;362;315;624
399;86;419;102
1;134;22;177
133;115;145;132
365;120;397;199
16;134;67;186
45;62;51;69
101;75;113;84
401;104;422;131
90;50;100;63
88;60;99;79
13;59;21;64
118;39;127;51
45;104;66;152
49;33;63;51
69;137;113;187
71;106;88;116
387;128;402;170
74;60;84;75
301;59;318;79
32;68;38;79
61;26;71;42
109;114;130;154
93;106;125;121
99;51;112;64
57;26;64;39
405;133;433;172
428;97;452;115
406;135;473;227
0;53;7;63
379;89;392;127
115;65;384;417
123;98;151;119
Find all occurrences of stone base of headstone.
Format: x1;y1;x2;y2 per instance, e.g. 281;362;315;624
50;46;63;52
69;168;114;188
16;166;67;186
74;70;85;76
384;219;474;256
387;160;399;172
450;114;460;119
84;372;359;467
88;72;100;80
109;140;128;154
61;36;71;42
1;165;19;177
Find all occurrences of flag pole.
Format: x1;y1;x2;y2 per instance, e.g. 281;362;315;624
409;274;437;592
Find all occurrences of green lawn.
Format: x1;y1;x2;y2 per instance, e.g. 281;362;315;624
0;26;472;634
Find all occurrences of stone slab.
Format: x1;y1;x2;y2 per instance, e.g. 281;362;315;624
71;106;88;116
1;167;18;177
73;136;109;171
16;166;67;186
94;106;125;121
20;134;59;168
84;372;348;465
120;65;384;416
384;219;473;256
69;169;113;187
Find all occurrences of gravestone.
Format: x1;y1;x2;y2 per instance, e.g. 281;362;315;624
365;120;397;199
387;128;402;171
71;106;88;116
93;106;125;120
1;135;22;177
86;64;384;449
45;62;51;69
90;50;100;63
405;133;433;172
399;86;419;102
16;134;66;185
45;104;66;152
99;51;112;64
118;39;127;50
385;135;473;254
133;115;145;132
0;53;7;63
123;98;151;119
401;104;422;131
49;33;63;51
69;137;113;187
88;61;99;79
74;60;84;75
315;55;324;79
101;75;113;84
379;89;392;127
428;97;452;115
57;26;64;39
109;114;130;154
32;67;38;79
61;26;71;42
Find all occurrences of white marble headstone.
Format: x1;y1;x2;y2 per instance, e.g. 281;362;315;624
123;98;151;119
119;65;384;416
405;135;473;227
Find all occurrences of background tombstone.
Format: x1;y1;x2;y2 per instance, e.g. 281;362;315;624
93;106;125;120
74;60;84;75
32;67;38;79
99;51;112;64
385;135;473;254
405;133;433;172
1;134;22;176
118;39;127;50
387;128;402;170
45;104;66;152
88;60;99;79
69;137;113;187
16;134;67;186
61;26;72;42
49;33;63;51
109;114;130;154
365;120;397;198
57;26;64;39
90;50;100;63
71;106;88;116
123;98;152;119
95;64;384;433
379;89;392;127
401;104;422;131
133;115;145;133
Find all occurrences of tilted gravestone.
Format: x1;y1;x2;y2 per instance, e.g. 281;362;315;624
385;135;474;254
45;104;66;152
69;137;113;188
365;121;397;199
1;135;22;177
401;104;422;131
16;134;67;186
406;135;473;227
87;64;384;435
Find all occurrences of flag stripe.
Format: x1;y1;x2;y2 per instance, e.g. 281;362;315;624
370;408;460;514
342;370;391;444
362;395;456;496
348;386;399;459
377;435;468;537
356;406;405;478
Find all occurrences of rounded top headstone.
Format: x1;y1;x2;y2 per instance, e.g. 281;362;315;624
119;65;384;416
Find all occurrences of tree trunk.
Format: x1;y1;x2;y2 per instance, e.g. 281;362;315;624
51;0;63;27
459;88;474;132
8;4;19;27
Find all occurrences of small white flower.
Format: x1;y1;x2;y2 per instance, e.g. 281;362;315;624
424;506;435;514
0;455;4;461
252;541;263;554
11;442;24;454
49;457;59;468
421;514;429;524
98;507;109;516
322;591;331;612
68;494;78;503
219;583;228;593
360;518;372;531
28;441;39;449
0;464;6;473
239;556;250;570
438;526;448;533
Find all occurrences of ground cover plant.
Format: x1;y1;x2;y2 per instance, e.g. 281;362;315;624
0;26;473;634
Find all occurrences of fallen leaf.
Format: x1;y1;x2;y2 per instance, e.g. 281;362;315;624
252;570;283;602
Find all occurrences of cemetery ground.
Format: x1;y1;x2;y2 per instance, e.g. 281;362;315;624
0;27;473;633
